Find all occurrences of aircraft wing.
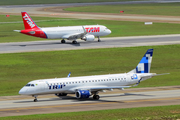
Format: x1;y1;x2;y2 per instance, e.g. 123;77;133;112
62;26;87;40
89;86;131;91
71;86;131;92
62;32;86;40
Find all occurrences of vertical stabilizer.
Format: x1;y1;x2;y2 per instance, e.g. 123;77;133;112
21;12;39;29
128;49;153;73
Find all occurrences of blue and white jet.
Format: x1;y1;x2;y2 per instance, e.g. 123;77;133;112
19;49;168;102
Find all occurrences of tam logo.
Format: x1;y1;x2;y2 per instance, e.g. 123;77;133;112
85;27;100;33
23;14;35;28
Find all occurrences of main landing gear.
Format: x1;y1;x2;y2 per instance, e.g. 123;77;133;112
55;93;67;96
92;91;100;100
97;36;101;42
93;95;100;100
61;39;66;43
72;40;77;44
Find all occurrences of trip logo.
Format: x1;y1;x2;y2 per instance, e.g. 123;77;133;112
48;84;66;90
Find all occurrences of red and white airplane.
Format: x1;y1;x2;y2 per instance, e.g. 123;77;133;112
14;12;111;44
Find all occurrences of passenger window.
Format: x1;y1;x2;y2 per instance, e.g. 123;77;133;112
95;80;97;82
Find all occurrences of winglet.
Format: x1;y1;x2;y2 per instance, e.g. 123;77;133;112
67;72;71;78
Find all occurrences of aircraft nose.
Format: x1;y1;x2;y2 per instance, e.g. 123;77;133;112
19;87;27;95
108;29;111;34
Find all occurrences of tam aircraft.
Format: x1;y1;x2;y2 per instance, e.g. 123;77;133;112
14;12;111;44
19;49;168;102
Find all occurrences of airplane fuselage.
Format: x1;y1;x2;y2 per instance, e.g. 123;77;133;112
19;73;152;95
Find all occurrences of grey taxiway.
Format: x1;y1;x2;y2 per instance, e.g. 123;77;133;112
0;88;180;117
0;34;180;54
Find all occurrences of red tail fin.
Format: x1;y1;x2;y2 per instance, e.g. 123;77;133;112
21;12;39;29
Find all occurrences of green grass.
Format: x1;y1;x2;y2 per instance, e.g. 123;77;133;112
0;45;179;96
65;3;180;16
0;0;144;5
1;105;180;119
1;15;180;43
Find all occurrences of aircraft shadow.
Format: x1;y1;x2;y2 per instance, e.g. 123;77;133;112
14;95;124;103
11;42;81;47
14;92;152;103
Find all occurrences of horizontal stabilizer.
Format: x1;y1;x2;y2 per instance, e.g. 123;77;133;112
14;30;21;32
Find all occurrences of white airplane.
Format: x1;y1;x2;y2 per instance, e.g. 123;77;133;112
14;12;111;44
19;49;168;102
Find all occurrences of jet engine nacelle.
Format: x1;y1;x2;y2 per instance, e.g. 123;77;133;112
81;35;95;41
75;90;91;99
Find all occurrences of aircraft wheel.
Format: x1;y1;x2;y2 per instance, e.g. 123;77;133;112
56;93;67;96
72;41;77;44
61;39;66;43
34;98;38;102
98;39;101;42
93;95;100;100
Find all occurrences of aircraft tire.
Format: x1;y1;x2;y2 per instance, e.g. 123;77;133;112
72;41;77;44
61;39;66;43
34;99;37;102
93;95;100;100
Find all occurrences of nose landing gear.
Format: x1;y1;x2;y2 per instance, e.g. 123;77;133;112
33;95;38;102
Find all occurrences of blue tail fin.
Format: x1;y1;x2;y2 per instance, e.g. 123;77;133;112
128;49;153;73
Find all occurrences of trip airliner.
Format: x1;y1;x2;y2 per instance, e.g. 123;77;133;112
19;49;168;102
14;12;111;44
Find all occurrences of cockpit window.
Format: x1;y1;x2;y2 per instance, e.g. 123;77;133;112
25;84;35;87
25;84;31;87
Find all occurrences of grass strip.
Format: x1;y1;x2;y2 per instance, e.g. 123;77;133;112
65;3;180;16
0;45;179;96
1;105;180;119
1;15;180;43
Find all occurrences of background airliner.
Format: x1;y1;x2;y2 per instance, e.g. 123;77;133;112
14;12;111;44
19;49;168;102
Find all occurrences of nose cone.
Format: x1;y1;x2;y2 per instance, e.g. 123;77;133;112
107;29;111;35
19;87;27;95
